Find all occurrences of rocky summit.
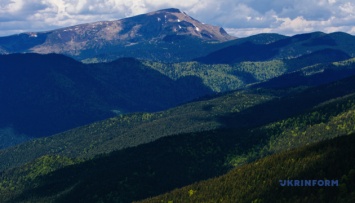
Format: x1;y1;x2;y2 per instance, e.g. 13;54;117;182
0;8;235;62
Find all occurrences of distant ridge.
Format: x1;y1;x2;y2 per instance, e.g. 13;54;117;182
196;31;355;64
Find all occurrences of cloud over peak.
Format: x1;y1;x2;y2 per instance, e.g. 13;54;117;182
0;0;354;37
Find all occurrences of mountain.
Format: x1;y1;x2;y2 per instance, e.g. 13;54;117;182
1;8;355;202
0;53;212;142
1;72;355;202
143;50;353;92
1;48;355;147
2;45;355;148
2;65;355;171
0;8;235;62
196;31;355;64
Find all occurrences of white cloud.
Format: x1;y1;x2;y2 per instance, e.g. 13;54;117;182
339;2;355;16
0;0;354;37
1;0;23;13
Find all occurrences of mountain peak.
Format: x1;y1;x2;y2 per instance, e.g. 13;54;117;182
154;8;182;13
0;8;235;62
119;7;234;42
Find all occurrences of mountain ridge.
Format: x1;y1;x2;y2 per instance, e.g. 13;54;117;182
2;73;355;202
3;68;355;172
0;8;235;62
195;31;355;64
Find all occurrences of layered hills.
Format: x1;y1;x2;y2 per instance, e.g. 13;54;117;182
196;32;355;64
1;45;355;148
0;53;212;142
1;7;355;203
2;38;354;147
1;66;355;202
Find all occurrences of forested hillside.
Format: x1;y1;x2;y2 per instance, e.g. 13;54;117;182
0;54;212;142
196;32;355;64
1;72;355;202
255;57;355;89
2;37;355;148
0;89;274;172
139;133;355;203
144;51;353;92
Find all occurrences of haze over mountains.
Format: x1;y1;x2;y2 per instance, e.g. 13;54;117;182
1;7;355;203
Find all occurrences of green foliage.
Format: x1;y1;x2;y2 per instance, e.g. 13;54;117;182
139;134;355;203
145;54;355;94
144;60;287;92
234;60;287;81
2;60;355;202
227;92;355;167
0;128;245;202
0;155;78;202
0;89;275;172
143;61;243;92
2;76;355;202
188;189;196;197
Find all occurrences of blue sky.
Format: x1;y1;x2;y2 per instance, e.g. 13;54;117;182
0;0;354;37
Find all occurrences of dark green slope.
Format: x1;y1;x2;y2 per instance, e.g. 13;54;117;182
2;35;354;147
0;53;111;139
0;129;240;203
0;53;212;141
254;57;355;89
195;41;279;64
82;36;231;63
2;69;355;172
61;33;287;64
139;133;355;203
0;89;274;172
86;57;213;112
144;49;352;93
196;32;355;64
0;33;47;53
284;48;351;72
234;33;287;44
2;71;355;202
1;81;355;202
